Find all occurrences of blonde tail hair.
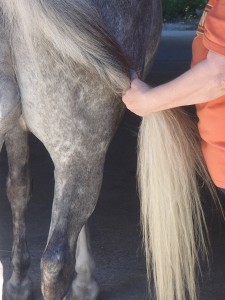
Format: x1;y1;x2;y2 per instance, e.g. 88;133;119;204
138;108;216;300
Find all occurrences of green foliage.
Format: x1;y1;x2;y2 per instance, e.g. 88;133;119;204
162;0;207;21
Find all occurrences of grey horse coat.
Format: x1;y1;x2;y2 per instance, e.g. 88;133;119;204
0;0;161;299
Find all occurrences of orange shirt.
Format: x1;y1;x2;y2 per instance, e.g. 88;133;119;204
192;0;225;188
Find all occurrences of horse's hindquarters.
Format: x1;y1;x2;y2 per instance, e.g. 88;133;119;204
2;0;162;298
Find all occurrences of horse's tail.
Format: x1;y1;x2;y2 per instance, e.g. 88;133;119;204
2;0;130;94
138;108;217;300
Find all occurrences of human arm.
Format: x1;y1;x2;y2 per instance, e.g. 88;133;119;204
122;50;225;116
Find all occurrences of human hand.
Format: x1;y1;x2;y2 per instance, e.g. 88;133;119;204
122;72;152;117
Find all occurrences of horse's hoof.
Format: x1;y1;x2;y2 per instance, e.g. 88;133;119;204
70;278;99;300
3;277;33;300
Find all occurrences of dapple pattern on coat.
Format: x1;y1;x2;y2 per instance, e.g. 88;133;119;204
0;0;161;299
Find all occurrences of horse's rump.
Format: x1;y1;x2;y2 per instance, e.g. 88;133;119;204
1;0;133;94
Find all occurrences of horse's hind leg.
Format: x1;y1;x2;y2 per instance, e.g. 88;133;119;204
72;225;99;300
3;124;32;300
40;154;106;300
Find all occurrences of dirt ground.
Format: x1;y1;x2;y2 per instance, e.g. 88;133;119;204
1;30;225;300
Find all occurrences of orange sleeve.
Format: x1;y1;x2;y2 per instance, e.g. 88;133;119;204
203;0;225;56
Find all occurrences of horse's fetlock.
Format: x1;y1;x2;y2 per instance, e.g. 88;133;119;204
72;277;100;300
41;242;72;284
5;276;33;300
41;256;63;281
41;243;74;299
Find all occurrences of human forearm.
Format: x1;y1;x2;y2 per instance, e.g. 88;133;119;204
151;54;225;110
122;51;225;116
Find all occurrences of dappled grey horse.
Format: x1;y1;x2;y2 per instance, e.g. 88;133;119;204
0;0;161;299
